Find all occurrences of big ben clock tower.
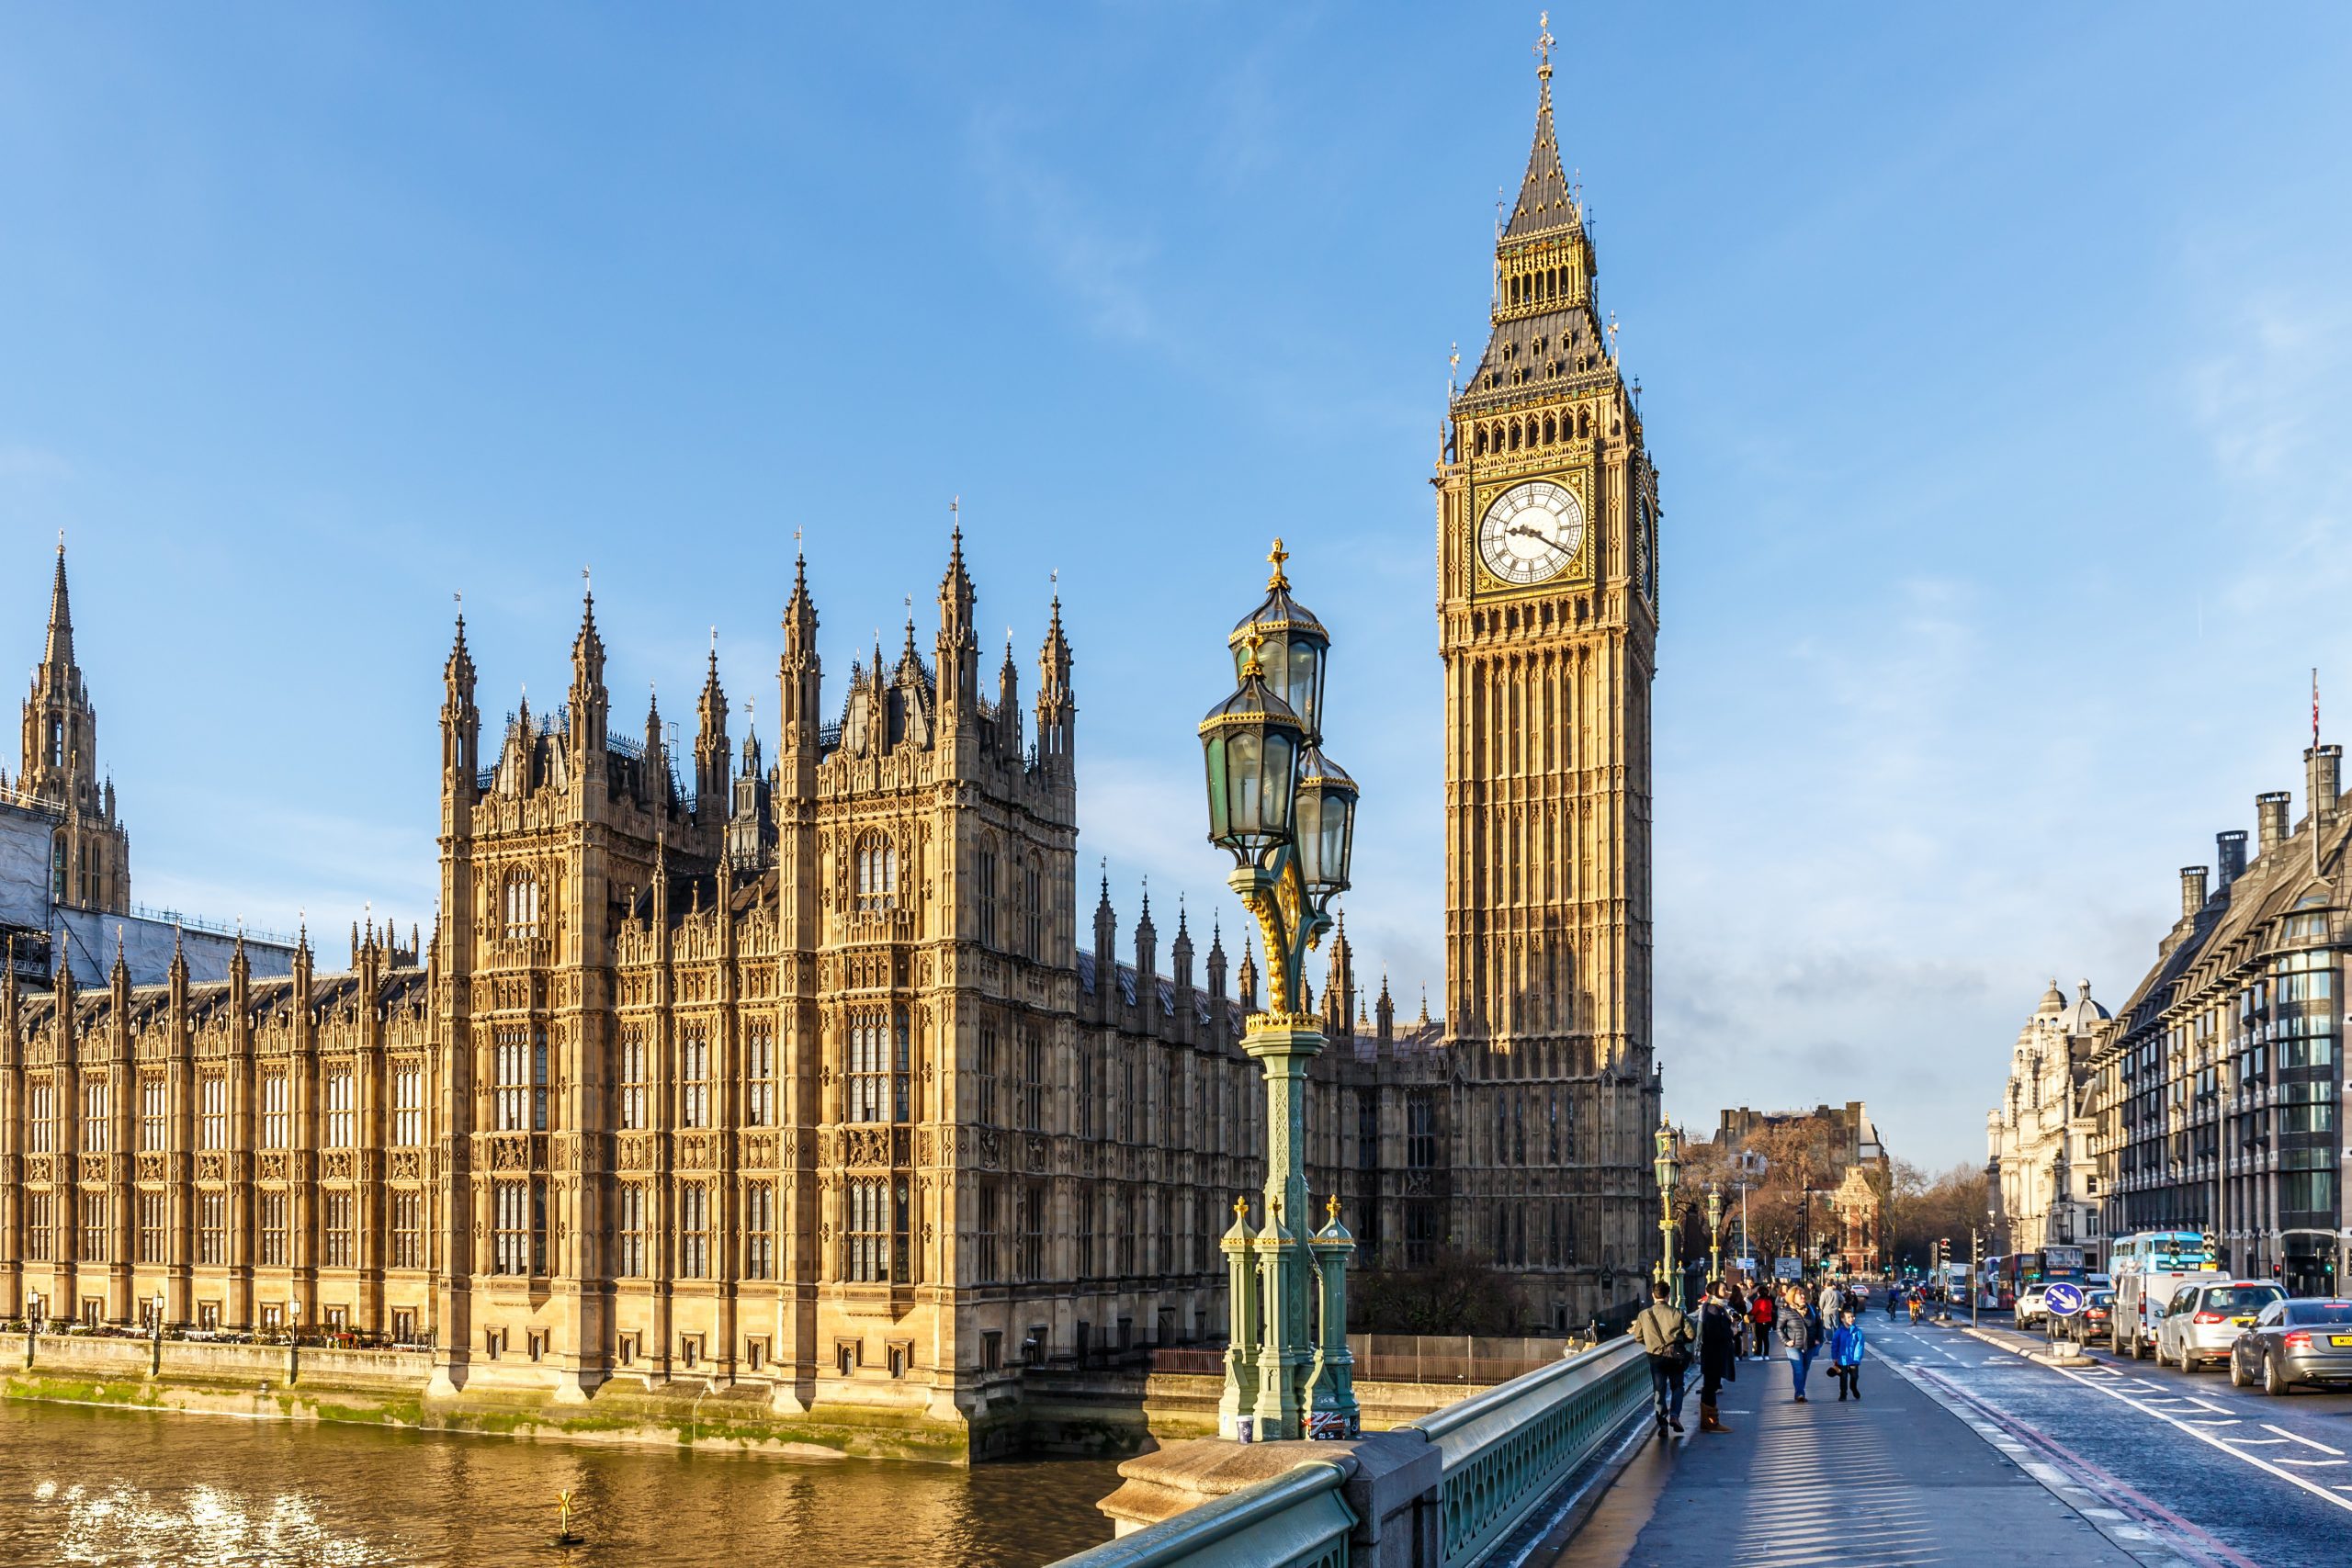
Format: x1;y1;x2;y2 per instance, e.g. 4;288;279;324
1435;21;1661;1325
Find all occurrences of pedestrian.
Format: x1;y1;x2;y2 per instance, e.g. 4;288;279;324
1633;1280;1694;1434
1697;1279;1740;1433
1778;1284;1825;1403
1830;1307;1866;1402
1747;1280;1775;1361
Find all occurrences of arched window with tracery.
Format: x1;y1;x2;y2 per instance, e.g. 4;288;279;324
502;868;542;941
855;832;898;911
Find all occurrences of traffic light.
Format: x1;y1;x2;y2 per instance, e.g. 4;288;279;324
2201;1231;2219;1263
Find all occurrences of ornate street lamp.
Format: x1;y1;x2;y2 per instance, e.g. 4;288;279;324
1654;1115;1683;1306
1707;1185;1724;1287
1204;539;1360;1443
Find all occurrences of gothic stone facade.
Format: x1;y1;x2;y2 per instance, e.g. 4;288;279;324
9;545;130;919
0;43;1675;1423
1428;46;1666;1324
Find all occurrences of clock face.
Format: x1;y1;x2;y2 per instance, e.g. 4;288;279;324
1478;480;1585;585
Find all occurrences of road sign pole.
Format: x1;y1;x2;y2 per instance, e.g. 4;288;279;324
1971;1226;1980;1330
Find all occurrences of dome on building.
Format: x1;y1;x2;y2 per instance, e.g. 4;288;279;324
2058;978;2109;1035
2036;978;2066;1015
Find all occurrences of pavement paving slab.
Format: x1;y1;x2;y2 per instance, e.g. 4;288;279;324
1544;1347;2141;1568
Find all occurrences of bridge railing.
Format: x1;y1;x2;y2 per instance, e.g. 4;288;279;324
1046;1335;1649;1568
1401;1337;1646;1568
1051;1461;1356;1568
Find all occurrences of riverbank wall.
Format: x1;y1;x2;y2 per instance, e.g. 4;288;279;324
2;1334;1503;1465
2;1334;972;1463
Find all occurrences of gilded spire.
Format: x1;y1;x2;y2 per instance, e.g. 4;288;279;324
1505;13;1577;240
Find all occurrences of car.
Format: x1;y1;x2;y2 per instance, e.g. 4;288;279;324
2154;1279;2285;1371
2014;1284;2051;1329
2055;1289;2114;1345
2229;1298;2352;1394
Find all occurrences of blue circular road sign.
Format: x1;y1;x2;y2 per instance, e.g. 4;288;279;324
2044;1282;2086;1317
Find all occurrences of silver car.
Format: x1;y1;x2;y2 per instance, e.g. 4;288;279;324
2229;1298;2352;1393
2155;1279;2285;1371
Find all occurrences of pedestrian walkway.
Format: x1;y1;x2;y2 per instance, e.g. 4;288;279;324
1544;1340;2135;1567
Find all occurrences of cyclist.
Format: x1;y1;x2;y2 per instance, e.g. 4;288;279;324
1908;1292;1923;1325
1886;1285;1902;1321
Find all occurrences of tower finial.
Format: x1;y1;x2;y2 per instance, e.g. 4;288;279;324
1266;537;1290;591
1534;9;1555;79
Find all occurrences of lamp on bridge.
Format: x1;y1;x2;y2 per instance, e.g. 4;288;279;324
1706;1185;1724;1286
1202;540;1360;1444
1654;1114;1683;1306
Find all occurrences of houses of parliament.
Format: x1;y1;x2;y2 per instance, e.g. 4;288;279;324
0;38;1662;1440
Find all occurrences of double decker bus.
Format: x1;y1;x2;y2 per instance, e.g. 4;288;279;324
2109;1231;2218;1359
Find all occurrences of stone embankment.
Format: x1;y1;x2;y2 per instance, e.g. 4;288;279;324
2;1332;1508;1465
3;1333;968;1462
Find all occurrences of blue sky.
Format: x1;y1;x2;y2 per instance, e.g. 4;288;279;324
6;5;2351;1170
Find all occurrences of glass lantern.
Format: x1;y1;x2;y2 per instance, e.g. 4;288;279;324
1293;747;1359;899
1200;654;1305;861
1229;555;1330;739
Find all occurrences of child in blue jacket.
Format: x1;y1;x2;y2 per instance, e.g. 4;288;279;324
1829;1309;1866;1401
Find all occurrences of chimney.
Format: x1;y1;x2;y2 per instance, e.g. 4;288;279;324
2256;791;2292;854
2179;865;2209;918
2307;745;2342;835
2216;829;2248;889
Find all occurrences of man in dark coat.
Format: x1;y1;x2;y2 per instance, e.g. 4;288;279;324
1697;1279;1741;1433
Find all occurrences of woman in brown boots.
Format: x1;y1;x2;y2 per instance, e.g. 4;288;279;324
1696;1278;1741;1433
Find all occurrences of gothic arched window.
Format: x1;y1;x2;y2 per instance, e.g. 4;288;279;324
855;832;898;911
502;869;542;941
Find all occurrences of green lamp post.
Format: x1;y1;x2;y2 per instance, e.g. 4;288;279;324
1706;1185;1724;1288
1201;539;1360;1442
1654;1115;1682;1307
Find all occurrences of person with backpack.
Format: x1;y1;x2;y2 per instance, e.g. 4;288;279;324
1634;1280;1695;1433
1747;1282;1775;1361
1778;1284;1826;1403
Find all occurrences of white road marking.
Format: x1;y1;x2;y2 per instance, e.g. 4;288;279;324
2277;1458;2347;1469
2186;1398;2232;1413
2040;1359;2352;1517
2265;1426;2346;1455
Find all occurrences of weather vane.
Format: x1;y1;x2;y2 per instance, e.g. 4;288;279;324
1534;11;1555;73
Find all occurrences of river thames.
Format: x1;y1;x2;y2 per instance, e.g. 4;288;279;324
0;1403;1121;1566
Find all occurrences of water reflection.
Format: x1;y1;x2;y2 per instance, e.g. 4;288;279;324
0;1403;1117;1567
